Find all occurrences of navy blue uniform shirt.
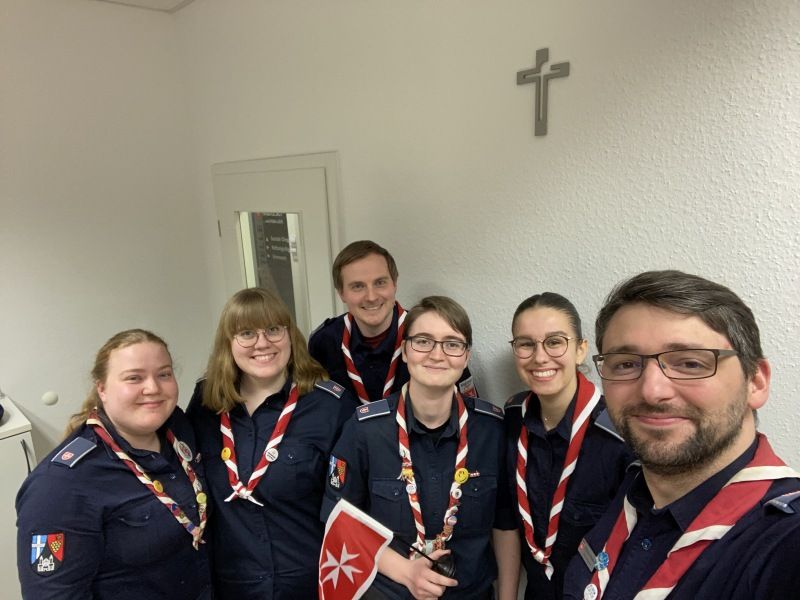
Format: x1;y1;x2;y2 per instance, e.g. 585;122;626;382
16;409;212;600
187;377;357;600
323;391;515;600
308;306;478;402
563;437;800;599
505;391;633;600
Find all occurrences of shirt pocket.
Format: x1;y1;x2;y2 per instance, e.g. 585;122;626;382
105;499;176;567
369;478;411;534
261;443;323;501
457;474;497;532
555;498;608;554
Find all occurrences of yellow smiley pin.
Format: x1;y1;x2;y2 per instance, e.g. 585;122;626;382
221;447;231;461
153;480;164;493
196;492;207;505
454;468;469;484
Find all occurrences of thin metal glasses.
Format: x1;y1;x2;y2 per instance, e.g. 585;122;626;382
234;326;288;348
405;336;469;357
509;335;576;359
593;349;739;381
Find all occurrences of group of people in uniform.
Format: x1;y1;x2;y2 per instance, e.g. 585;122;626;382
15;239;800;600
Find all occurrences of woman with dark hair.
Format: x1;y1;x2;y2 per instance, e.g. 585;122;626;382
505;293;633;600
324;296;518;600
16;329;212;599
187;287;357;599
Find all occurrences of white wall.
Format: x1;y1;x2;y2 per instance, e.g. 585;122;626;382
2;0;798;468
0;0;213;455
175;0;800;463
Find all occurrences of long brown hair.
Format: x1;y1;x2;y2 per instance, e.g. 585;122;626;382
202;288;328;413
64;329;171;438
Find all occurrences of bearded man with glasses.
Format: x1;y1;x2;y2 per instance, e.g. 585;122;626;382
563;270;800;600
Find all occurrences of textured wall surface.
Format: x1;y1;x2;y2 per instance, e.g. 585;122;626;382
176;0;800;463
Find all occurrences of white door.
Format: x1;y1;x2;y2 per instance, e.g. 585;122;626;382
213;152;341;336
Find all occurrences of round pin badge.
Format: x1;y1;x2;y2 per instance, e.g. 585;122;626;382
265;447;279;462
153;480;164;493
583;583;598;600
454;468;469;484
446;515;458;526
177;441;193;462
451;488;462;500
596;551;609;571
196;492;207;505
220;447;231;461
406;483;417;495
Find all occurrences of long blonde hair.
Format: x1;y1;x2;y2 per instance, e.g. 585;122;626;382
64;329;171;438
202;288;328;413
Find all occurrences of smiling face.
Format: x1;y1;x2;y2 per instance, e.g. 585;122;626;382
600;303;769;476
230;326;291;389
337;253;397;337
96;341;178;448
512;306;588;407
402;311;470;393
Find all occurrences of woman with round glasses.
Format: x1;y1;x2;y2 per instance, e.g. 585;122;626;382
187;287;358;599
504;293;633;600
323;296;519;600
17;329;212;599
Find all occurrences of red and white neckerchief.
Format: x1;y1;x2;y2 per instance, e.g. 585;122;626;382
87;411;208;549
396;382;468;554
516;372;602;579
219;382;299;506
584;434;799;600
341;302;407;404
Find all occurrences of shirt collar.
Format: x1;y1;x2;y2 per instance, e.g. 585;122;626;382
523;390;577;441
350;303;400;352
628;437;759;531
232;376;293;416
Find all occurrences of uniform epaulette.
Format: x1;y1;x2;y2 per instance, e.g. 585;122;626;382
594;408;624;442
310;316;338;338
356;398;390;421
766;490;800;514
315;379;346;399
51;436;97;468
505;394;525;409
473;398;504;420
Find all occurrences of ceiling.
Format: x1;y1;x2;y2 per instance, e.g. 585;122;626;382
93;0;196;13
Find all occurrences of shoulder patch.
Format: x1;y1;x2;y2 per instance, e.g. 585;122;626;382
472;398;504;420
594;408;624;442
457;375;478;398
356;398;391;421
51;437;97;468
505;393;526;409
766;490;800;514
315;379;346;399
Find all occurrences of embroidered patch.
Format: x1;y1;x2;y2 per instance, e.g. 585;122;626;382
458;376;478;397
328;455;347;489
31;533;64;576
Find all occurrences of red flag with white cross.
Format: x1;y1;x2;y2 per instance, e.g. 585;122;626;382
318;499;393;600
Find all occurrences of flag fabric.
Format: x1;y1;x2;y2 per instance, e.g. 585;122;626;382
319;499;394;600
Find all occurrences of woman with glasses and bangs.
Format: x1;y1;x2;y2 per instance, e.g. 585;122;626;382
322;295;519;600
187;287;358;600
504;293;634;600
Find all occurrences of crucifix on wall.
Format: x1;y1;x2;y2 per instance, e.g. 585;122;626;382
517;48;570;136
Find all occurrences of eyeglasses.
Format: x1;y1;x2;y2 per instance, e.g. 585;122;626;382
592;349;739;381
234;326;288;348
509;335;576;359
405;336;469;357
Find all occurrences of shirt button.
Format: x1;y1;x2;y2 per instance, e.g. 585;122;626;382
169;474;177;480
431;475;439;482
641;538;652;551
287;452;295;460
393;489;401;497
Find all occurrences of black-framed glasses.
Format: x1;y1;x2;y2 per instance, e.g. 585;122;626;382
234;326;288;348
405;335;469;357
509;335;576;359
593;349;739;381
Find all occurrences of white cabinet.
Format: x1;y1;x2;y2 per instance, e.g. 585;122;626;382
0;397;36;600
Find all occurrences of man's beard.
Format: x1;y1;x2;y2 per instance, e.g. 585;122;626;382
612;387;749;477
